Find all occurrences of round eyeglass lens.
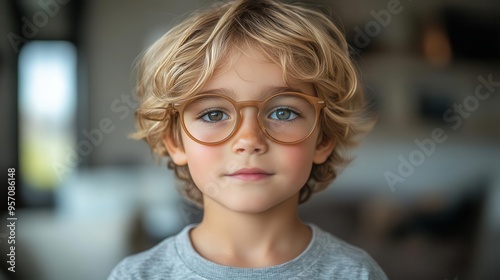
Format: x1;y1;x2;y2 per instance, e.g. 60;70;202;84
262;94;317;143
182;95;237;143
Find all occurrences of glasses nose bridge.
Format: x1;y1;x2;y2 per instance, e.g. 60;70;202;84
232;100;266;136
235;99;263;110
234;99;265;118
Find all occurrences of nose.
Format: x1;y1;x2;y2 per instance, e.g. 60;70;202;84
231;107;268;155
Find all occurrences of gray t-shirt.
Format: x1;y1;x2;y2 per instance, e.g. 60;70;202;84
108;224;388;279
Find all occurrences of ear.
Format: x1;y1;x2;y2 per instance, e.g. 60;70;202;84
313;136;335;164
163;134;188;166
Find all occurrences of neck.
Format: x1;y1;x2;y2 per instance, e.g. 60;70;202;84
189;194;312;268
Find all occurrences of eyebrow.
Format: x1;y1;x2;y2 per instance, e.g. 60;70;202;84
198;86;306;99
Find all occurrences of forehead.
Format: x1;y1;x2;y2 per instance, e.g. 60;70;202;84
201;46;315;98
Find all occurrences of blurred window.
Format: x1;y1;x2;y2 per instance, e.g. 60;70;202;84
19;40;77;204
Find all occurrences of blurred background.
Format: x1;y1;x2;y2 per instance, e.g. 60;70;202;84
1;0;499;279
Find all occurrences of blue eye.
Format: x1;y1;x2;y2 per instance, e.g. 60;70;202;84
200;110;229;122
269;108;299;121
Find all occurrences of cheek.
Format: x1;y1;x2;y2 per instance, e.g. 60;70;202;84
275;143;316;176
185;144;221;171
183;140;225;188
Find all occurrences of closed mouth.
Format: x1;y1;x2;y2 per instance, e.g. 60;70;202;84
226;168;273;181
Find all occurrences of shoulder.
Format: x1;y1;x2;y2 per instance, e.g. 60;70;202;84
107;235;178;280
107;224;199;280
307;224;388;280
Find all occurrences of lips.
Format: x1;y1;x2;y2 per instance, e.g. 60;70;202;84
226;168;273;181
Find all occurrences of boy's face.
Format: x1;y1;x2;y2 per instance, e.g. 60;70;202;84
165;49;334;214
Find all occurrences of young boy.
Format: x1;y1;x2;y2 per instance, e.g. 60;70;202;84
109;0;387;279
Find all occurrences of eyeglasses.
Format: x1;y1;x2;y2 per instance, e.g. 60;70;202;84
146;92;325;145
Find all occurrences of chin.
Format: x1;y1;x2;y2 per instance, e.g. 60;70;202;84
219;195;292;214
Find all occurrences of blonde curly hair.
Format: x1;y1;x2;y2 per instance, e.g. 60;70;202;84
132;0;373;208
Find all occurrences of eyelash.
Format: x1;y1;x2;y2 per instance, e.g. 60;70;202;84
268;106;302;121
196;108;230;122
